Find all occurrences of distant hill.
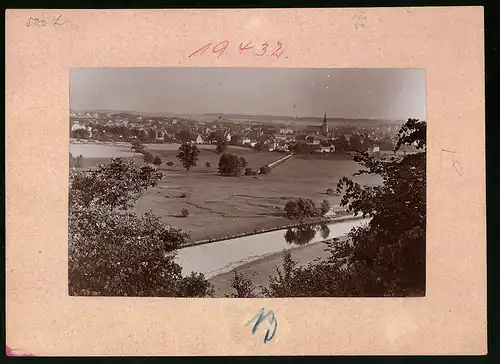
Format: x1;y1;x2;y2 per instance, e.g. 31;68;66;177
70;109;405;126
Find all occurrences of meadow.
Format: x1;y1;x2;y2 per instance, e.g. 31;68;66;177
71;142;382;243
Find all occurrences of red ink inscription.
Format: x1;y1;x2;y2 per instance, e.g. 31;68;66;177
239;41;254;55
256;42;269;57
270;41;284;58
213;40;230;58
189;42;212;58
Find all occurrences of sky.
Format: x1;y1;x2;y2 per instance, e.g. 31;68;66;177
70;68;426;120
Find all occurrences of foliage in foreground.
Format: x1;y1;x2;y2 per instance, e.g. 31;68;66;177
68;158;213;297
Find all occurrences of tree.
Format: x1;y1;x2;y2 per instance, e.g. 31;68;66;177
259;118;426;297
68;158;213;297
239;157;248;168
71;129;90;139
284;198;320;223
348;134;363;151
259;165;271;175
176;143;200;171
289;141;313;154
205;161;211;168
215;137;228;154
69;153;84;168
176;130;195;144
218;153;245;176
225;270;258;298
320;199;330;216
261;251;349;298
253;141;267;152
330;118;426;296
131;140;145;154
153;156;163;167
143;152;154;164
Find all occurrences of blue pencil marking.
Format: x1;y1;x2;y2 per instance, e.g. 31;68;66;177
245;308;278;343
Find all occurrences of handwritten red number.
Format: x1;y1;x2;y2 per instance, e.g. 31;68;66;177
213;40;230;58
271;41;284;58
239;41;254;55
189;43;212;58
256;42;269;57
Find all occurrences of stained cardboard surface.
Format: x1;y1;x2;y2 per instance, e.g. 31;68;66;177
5;7;486;356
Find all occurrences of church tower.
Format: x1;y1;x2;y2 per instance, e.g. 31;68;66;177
322;111;328;135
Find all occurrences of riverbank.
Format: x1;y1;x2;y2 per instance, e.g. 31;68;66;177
180;211;357;248
208;236;346;297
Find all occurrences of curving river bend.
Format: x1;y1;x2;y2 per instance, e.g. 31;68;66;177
175;217;371;279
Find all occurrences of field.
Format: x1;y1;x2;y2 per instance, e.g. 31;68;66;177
72;143;382;243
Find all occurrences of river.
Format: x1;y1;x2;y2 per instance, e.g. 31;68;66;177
175;217;371;278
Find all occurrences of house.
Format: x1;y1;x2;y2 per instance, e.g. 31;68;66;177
213;128;231;141
195;135;204;144
317;140;336;153
305;135;320;145
276;140;289;152
280;127;294;135
241;137;251;145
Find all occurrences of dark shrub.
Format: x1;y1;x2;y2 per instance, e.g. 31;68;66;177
245;167;253;175
259;165;271;174
181;208;189;217
326;188;335;195
205;161;211;168
179;192;188;198
166;161;174;166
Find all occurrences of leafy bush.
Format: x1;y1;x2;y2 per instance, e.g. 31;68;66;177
218;154;245;176
320;199;330;216
326;188;335;195
131;140;145;153
245;167;253;176
215;137;228;154
166;161;174;166
181;208;189;217
143;152;154;164
284;198;320;222
259;165;271;174
153;156;162;166
205;161;211;168
70;153;84;168
239;157;248;168
225;270;258;298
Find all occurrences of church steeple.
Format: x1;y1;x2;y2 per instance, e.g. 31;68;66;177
322;111;328;135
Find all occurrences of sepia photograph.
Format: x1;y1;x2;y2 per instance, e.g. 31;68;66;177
69;67;426;298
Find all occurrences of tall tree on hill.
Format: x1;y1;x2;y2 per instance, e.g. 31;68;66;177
176;143;200;171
